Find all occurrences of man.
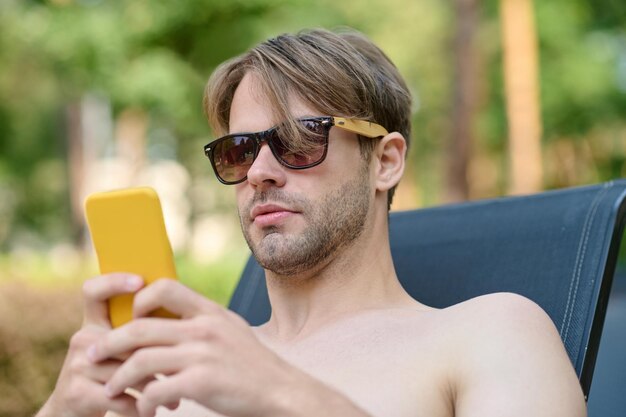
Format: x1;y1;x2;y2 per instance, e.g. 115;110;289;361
37;28;587;417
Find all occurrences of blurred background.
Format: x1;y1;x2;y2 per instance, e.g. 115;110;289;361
0;0;625;415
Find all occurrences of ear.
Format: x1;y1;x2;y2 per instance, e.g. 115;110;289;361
373;132;406;193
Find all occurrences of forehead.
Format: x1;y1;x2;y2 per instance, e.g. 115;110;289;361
228;72;319;134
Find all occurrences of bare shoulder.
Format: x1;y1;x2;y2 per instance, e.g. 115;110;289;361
431;292;570;375
433;292;587;417
441;292;557;336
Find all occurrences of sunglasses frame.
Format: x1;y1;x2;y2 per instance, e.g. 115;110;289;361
204;116;389;185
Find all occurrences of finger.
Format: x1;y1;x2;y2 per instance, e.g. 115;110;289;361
83;274;145;326
68;330;126;383
88;318;185;363
105;394;140;417
105;346;195;397
124;374;164;398
70;379;139;417
83;359;126;384
133;279;223;319
136;372;201;417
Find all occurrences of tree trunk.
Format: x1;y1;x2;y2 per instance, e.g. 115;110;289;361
66;101;86;243
446;0;479;203
66;94;113;248
500;0;543;194
115;107;148;184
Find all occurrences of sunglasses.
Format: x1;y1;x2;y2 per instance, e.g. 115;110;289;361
204;116;389;185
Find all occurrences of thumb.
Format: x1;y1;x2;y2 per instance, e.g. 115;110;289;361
82;274;144;327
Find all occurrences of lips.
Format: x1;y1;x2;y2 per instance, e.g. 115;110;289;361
250;204;299;227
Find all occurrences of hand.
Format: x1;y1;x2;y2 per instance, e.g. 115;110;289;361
37;274;146;417
87;279;366;417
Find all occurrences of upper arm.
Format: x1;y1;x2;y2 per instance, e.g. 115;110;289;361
452;293;587;417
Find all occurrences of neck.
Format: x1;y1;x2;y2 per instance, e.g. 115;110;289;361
258;207;418;343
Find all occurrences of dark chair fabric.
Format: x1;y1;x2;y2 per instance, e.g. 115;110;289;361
228;179;626;399
587;268;626;417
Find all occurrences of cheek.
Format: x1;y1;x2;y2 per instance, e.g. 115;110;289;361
235;185;251;218
325;134;363;170
235;181;250;198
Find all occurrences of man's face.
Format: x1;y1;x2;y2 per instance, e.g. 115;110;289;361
229;73;374;277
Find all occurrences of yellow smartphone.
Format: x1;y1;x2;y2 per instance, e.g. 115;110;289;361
85;187;178;328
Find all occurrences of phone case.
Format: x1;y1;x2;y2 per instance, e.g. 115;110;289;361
85;187;178;328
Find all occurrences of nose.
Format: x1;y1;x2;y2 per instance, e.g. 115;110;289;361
245;142;287;189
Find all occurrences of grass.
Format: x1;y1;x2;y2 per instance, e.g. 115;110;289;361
0;249;249;305
175;252;249;306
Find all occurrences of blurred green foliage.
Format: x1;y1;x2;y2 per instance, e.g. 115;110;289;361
0;251;245;305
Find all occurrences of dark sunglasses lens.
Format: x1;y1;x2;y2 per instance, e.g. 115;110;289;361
212;136;256;182
272;120;328;167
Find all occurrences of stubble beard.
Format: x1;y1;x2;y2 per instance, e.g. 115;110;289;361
239;168;371;278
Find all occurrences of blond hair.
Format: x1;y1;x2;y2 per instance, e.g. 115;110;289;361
204;28;412;206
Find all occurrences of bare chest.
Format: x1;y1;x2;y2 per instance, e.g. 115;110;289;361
265;314;454;417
